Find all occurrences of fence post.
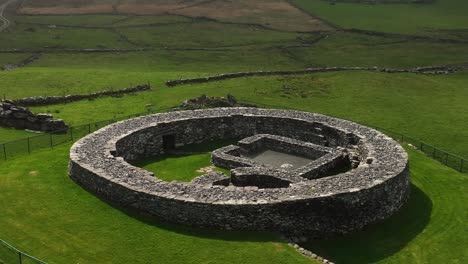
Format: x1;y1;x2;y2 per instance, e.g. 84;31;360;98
445;153;449;165
70;127;74;141
2;143;6;160
27;137;31;154
19;252;22;264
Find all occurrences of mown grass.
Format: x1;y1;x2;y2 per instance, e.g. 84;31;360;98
0;144;316;264
301;147;468;264
134;139;236;182
291;0;468;35
0;127;37;144
136;144;468;263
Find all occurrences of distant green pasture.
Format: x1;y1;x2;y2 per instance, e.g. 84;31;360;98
286;32;468;68
13;15;127;27
0;53;34;67
0;24;132;49
291;0;468;34
117;22;307;48
20;71;468;160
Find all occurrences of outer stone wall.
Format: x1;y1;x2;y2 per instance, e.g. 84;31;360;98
69;108;410;238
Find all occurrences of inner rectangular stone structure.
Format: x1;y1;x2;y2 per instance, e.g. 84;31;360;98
241;150;314;170
236;134;329;171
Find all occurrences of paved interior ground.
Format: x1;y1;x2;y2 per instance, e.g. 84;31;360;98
242;150;313;170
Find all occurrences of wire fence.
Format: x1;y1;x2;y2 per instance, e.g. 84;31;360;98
0;107;173;264
0;240;47;264
0;103;467;175
0;107;172;162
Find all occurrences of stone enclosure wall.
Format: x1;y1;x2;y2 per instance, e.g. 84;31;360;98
69;108;410;238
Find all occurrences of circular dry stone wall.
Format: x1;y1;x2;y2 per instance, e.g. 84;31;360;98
69;108;410;238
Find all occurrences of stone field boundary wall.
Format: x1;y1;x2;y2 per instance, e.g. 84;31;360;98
10;84;151;107
166;65;467;86
69;108;410;238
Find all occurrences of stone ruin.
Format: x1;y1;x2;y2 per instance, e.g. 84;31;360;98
0;101;68;132
69;108;410;238
176;94;256;110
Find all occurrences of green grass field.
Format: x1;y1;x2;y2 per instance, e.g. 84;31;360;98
302;146;468;264
0;53;34;66
291;0;468;35
0;141;465;263
134;139;235;182
285;32;468;68
0;144;317;264
12;14;128;27
19;71;467;160
1;1;467;263
0;127;38;144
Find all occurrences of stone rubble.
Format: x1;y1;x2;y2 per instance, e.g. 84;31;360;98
0;101;68;132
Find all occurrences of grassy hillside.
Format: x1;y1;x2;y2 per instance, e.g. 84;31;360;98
291;0;468;34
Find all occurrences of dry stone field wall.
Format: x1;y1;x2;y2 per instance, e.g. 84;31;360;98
12;84;151;107
166;66;466;86
69;108;410;238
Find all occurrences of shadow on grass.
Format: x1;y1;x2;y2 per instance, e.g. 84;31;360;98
300;183;432;264
91;184;430;247
98;195;284;243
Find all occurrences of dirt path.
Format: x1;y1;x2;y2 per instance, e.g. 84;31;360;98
0;0;17;32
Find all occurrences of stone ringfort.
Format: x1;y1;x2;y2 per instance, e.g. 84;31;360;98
69;108;410;238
